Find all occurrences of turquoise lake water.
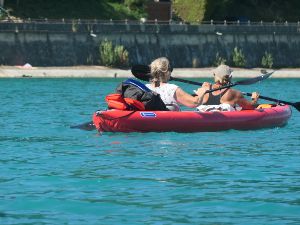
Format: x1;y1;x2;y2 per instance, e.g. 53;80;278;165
1;77;300;224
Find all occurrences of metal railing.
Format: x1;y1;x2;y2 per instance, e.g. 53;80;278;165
1;18;300;34
1;18;300;26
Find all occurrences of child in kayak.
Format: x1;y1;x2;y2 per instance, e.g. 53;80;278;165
146;57;208;111
197;64;260;112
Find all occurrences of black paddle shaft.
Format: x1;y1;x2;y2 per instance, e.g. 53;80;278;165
171;77;203;86
131;64;274;93
243;92;300;111
130;65;202;85
131;64;272;94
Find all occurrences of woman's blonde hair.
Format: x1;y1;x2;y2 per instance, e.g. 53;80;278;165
150;57;171;87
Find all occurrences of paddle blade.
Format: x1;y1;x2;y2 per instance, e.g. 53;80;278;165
292;102;300;112
131;64;151;82
236;71;273;85
70;121;96;131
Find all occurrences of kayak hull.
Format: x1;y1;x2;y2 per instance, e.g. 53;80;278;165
93;105;292;133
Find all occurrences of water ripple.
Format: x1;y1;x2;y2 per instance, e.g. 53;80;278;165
1;78;300;224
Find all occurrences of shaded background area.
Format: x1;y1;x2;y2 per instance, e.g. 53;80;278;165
1;1;300;68
2;0;146;20
1;22;300;68
3;0;300;22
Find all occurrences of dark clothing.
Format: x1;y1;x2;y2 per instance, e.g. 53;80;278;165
116;78;168;111
204;84;229;105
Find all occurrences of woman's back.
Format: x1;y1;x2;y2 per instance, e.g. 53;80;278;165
146;83;180;111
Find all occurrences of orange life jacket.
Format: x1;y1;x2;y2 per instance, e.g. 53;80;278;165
105;93;145;111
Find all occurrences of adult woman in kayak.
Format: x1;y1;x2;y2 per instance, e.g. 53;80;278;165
198;64;260;111
146;57;208;111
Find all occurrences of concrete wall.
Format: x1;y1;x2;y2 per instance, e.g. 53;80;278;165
1;21;300;67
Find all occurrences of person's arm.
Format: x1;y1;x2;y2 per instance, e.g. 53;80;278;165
198;82;211;104
175;87;206;108
235;91;259;109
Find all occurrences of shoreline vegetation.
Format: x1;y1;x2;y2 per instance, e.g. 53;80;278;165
3;1;300;23
0;65;300;78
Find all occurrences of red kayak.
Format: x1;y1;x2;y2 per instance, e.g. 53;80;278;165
92;104;292;133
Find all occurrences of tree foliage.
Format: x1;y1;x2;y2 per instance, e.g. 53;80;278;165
3;0;300;22
124;0;146;11
173;0;207;23
173;0;300;22
3;0;146;19
225;0;300;22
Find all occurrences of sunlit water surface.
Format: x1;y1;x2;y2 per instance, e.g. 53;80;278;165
0;78;300;224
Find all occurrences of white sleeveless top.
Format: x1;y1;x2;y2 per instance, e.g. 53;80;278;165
146;83;180;111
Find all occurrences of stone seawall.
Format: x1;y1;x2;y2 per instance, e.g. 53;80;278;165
1;21;300;67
